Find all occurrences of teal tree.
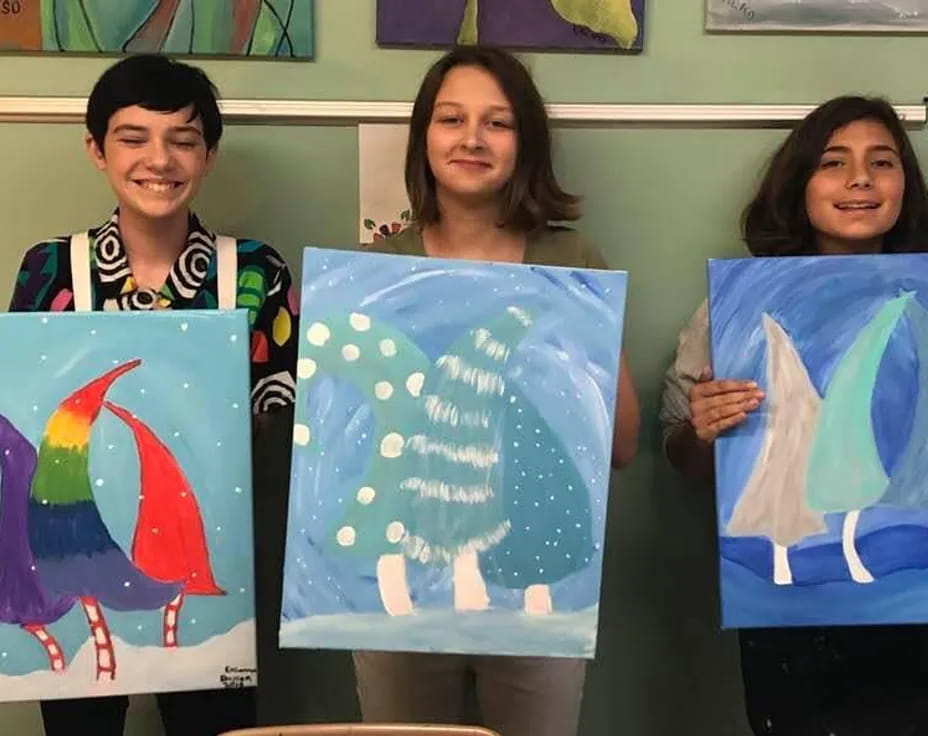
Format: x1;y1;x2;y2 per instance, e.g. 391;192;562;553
294;312;426;615
295;305;594;615
806;292;913;583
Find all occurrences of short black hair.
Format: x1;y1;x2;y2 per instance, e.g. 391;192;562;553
743;95;928;256
86;54;222;151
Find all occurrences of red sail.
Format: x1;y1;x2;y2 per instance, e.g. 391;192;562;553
105;402;224;596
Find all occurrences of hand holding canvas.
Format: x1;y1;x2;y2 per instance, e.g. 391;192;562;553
689;367;764;443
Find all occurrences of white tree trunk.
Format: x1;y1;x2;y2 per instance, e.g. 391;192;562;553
376;553;414;616
843;509;874;584
772;543;793;586
453;549;490;611
524;584;553;615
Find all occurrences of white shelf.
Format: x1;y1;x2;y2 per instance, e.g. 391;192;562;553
0;97;923;126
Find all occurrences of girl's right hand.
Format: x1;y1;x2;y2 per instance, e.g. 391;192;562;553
689;367;764;443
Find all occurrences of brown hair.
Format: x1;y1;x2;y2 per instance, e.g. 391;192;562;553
405;45;579;233
742;95;928;256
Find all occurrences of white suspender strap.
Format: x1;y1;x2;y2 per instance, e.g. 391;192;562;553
70;231;236;311
215;235;237;310
69;231;92;312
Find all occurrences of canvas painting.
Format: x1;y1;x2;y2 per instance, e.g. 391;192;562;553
709;255;928;628
376;0;645;52
358;123;411;245
0;1;314;58
280;247;626;658
0;311;255;701
707;0;928;32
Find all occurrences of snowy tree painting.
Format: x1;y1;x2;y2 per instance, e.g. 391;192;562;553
0;311;255;702
707;0;928;32
710;255;928;629
280;248;626;658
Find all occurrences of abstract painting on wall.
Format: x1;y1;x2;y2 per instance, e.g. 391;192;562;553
0;311;255;701
0;1;314;58
710;255;928;628
376;0;645;52
707;0;928;32
280;248;626;657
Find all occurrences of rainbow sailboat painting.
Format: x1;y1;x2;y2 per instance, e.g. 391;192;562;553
710;254;928;629
0;311;255;702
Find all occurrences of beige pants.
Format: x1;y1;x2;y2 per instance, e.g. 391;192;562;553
352;651;586;736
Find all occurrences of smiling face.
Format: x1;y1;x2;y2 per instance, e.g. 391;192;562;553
86;104;215;223
425;64;518;210
805;118;905;254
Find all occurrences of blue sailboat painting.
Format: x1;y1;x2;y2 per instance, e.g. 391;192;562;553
709;254;928;628
279;247;627;658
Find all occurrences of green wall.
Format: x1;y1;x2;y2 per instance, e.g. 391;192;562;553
1;2;926;734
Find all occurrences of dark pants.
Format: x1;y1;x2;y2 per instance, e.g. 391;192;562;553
40;688;256;736
740;626;928;736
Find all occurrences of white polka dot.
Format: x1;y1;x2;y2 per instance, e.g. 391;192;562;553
234;486;243;494
293;424;311;446
180;323;188;332
307;322;331;346
380;432;404;458
230;334;237;343
386;521;405;544
342;344;360;361
406;372;425;397
95;479;104;487
123;580;130;588
374;381;393;400
336;526;356;546
297;358;317;379
349;313;371;331
379;339;397;357
357;486;376;505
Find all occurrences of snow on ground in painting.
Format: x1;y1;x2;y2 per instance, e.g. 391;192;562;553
280;607;597;658
0;620;255;702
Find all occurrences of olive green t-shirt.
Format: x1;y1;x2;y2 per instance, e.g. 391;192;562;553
371;225;609;270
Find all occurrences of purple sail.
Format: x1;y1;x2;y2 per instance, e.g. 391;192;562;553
0;414;74;626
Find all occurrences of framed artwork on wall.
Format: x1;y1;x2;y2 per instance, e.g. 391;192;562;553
0;1;314;58
707;0;928;32
377;0;645;52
